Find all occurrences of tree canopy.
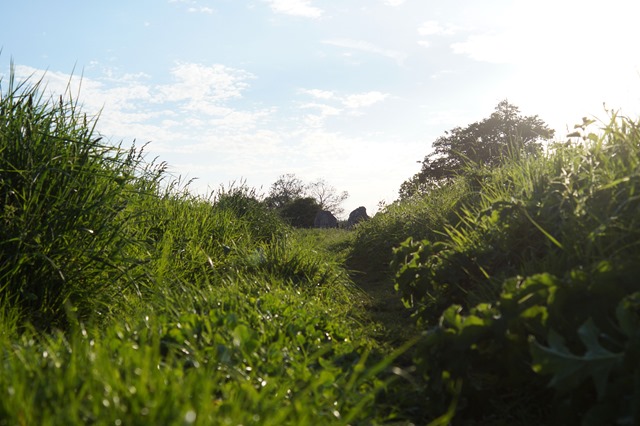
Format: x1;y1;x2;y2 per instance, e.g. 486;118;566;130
306;178;349;217
278;197;321;228
264;174;349;226
264;173;306;210
400;100;555;198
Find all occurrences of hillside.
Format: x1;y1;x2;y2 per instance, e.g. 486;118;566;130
2;72;640;425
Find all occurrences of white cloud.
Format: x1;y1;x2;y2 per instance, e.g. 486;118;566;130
301;103;342;128
264;0;323;19
155;62;255;115
10;62;271;146
300;102;341;115
323;39;407;64
418;20;456;37
300;88;389;111
417;20;458;48
383;0;406;6
342;91;388;109
187;7;214;14
297;89;389;128
300;88;335;100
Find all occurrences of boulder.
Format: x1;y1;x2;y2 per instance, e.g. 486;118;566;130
347;206;369;229
314;210;338;228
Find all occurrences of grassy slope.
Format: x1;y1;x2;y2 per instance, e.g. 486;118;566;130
3;69;640;425
0;74;412;425
360;113;640;424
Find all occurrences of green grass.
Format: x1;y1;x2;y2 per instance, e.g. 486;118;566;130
0;69;415;425
0;67;168;330
3;67;640;425
387;113;640;423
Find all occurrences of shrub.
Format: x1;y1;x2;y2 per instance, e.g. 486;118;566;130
278;197;321;228
409;263;640;424
391;112;640;423
348;179;471;276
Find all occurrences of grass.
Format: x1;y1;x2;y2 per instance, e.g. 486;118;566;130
0;69;415;425
3;67;640;425
386;112;640;423
0;67;167;330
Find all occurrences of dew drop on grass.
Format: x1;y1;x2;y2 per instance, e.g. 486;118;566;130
185;410;196;423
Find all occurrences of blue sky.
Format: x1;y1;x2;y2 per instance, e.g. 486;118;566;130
2;0;640;217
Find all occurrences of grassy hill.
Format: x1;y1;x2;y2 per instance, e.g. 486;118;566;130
2;72;639;425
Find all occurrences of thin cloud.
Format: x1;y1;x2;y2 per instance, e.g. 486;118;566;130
155;62;255;113
383;0;406;5
297;88;389;127
323;39;407;64
300;103;342;128
264;0;323;19
300;89;336;100
342;92;389;109
187;7;214;14
301;88;389;110
418;20;456;37
417;20;458;48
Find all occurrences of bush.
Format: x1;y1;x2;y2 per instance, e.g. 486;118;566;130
390;112;640;423
348;179;471;276
278;197;321;228
408;264;640;424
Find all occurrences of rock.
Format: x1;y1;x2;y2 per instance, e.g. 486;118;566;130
314;210;338;228
347;206;369;229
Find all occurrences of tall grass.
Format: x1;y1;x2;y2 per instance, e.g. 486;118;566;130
0;69;409;425
348;178;471;276
0;67;165;329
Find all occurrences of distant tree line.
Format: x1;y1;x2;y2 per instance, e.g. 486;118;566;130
263;174;349;228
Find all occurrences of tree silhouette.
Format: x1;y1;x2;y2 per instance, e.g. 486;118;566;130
306;178;349;217
264;174;349;222
400;100;554;197
264;173;306;209
278;197;321;228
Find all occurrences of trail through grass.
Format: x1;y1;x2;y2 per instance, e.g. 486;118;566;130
4;66;640;425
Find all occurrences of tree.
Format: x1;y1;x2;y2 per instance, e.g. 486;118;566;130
400;100;554;198
306;178;349;217
264;173;306;209
264;174;349;221
278;197;321;228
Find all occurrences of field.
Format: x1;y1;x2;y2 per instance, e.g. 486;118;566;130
1;72;639;424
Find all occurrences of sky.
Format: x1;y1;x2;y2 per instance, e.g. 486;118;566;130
2;0;640;218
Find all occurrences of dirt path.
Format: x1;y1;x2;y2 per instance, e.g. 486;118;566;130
349;270;418;350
